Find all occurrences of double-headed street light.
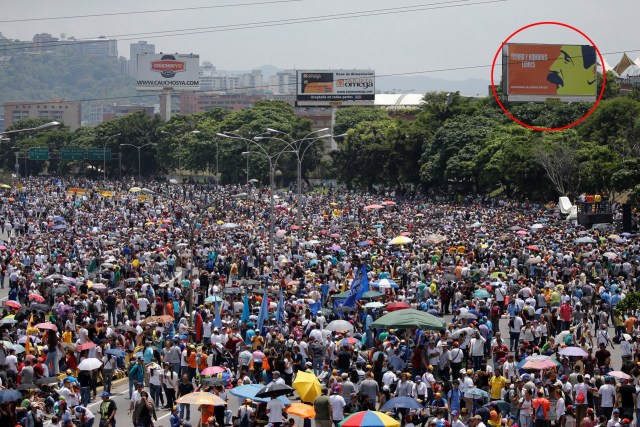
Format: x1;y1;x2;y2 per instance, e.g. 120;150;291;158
0;121;61;137
101;133;121;181
191;131;220;185
161;130;200;178
120;142;157;181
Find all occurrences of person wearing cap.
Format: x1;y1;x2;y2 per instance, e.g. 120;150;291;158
99;392;117;427
73;405;96;427
470;414;487;427
170;404;191;427
598;376;616;419
178;374;195;421
329;386;346;427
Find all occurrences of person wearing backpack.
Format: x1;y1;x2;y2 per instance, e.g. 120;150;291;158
532;389;550;427
572;375;589;425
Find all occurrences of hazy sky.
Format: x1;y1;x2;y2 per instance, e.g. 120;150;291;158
1;0;638;81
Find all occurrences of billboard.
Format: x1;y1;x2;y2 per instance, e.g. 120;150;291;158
503;44;597;102
136;53;200;91
297;70;375;105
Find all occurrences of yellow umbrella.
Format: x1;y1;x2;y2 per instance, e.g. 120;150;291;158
176;392;226;406
388;236;413;245
293;371;322;403
129;187;142;193
217;220;225;225
0;184;11;189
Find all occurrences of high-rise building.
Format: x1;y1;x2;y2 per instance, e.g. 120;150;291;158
239;70;263;93
4;99;81;130
57;36;118;57
268;70;297;95
128;41;155;76
32;33;58;53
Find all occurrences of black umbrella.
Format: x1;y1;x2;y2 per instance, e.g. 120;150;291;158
222;288;241;294
36;377;61;385
255;383;294;398
17;383;37;391
116;325;137;333
201;377;226;387
0;389;22;402
31;303;51;312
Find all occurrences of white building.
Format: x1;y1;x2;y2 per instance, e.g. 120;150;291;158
267;70;297;95
128;41;155;76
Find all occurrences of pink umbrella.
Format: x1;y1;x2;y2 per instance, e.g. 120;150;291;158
522;359;558;370
35;322;58;331
558;346;588;357
5;301;21;309
365;204;384;210
329;233;341;238
330;244;342;251
200;366;226;376
28;294;45;303
516;230;527;235
76;342;97;351
381;200;396;206
608;371;631;380
0;245;7;251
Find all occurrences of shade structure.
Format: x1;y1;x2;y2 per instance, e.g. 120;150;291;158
293;371;322;403
78;358;102;371
340;411;400;427
286;403;316;419
177;392;227;406
558;346;588;357
326;320;354;332
255;383;294;398
229;384;290;405
388;236;412;245
380;396;423;410
386;302;411;311
608;371;631;380
370;309;446;331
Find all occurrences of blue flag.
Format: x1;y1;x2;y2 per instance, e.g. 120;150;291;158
256;286;269;334
213;298;223;328
342;264;369;309
309;301;322;317
333;298;345;317
275;286;284;326
241;292;250;323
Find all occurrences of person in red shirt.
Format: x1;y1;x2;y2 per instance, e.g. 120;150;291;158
559;300;573;331
492;338;509;368
532;390;551;427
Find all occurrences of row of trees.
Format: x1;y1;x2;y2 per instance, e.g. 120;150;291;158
5;71;640;200
2;100;322;186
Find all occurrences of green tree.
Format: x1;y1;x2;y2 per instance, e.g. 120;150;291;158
333;106;391;137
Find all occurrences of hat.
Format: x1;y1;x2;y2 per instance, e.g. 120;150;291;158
415;376;422;382
333;386;342;394
584;374;591;380
305;361;312;366
272;371;280;376
451;411;459;417
472;415;483;421
466;369;473;375
613;409;619;414
101;392;110;397
460;369;466;374
560;375;567;380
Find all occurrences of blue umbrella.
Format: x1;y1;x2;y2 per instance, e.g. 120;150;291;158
381;396;423;410
229;384;290;405
53;224;67;231
358;241;372;246
105;349;125;357
0;389;22;402
463;388;490;399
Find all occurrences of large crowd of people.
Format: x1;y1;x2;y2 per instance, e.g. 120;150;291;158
0;177;638;427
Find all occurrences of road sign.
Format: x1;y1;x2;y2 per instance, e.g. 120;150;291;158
28;147;49;161
61;147;85;161
87;148;112;161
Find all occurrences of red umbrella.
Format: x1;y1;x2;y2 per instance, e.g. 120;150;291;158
76;342;97;351
291;225;300;230
525;245;540;251
386;302;411;311
28;294;45;303
35;322;58;331
5;301;21;309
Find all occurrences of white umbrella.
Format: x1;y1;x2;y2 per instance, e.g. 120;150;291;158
78;358;102;371
531;224;544;229
364;302;385;309
525;256;542;265
602;252;617;260
326;320;354;332
451;327;474;339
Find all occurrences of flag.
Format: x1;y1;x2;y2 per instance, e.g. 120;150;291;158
275;286;284;326
342;264;369;309
333;298;345;318
241;292;250;323
309;301;322;317
213;298;222;328
256;286;269;335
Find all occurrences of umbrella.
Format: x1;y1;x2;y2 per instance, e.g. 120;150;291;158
575;237;596;244
608;371;631;380
472;289;491;299
221;223;239;229
78;358;102;371
76;342;97;351
229;384;290;405
508;226;523;231
141;315;174;325
380;396;423;410
340;411;400;427
339;337;359;347
386;302;411;311
255;383;294;398
602;252;617;260
177;392;227;406
530;224;544;229
0;389;22;402
388;236;412;245
558;347;588;357
326;320;354;332
358;240;373;247
91;283;108;291
373;279;399;289
205;295;223;303
293;371;322;403
332;290;383;300
5;301;21;309
35;322;58;331
201;377;227;387
522;358;558;370
463;388;491;399
525;245;540;251
0;318;15;325
129;187;142;193
365;204;384;210
36;377;61;385
28;294;45;303
105;349;125;357
371;309;446;331
364;302;385;309
201;366;226;376
286;403;316;419
525;256;542;265
451;327;475;339
458;311;478;320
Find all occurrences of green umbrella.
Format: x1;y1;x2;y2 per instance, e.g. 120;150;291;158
472;289;491;299
370;309;446;331
489;272;506;278
331;290;384;300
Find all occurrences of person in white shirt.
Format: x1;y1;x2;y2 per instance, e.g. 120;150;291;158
470;332;486;371
598;377;616;419
329;387;346;426
266;394;285;425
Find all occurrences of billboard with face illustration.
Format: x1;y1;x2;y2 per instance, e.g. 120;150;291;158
503;43;597;102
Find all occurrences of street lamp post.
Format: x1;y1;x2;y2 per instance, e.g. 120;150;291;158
1;121;61;178
216;131;256;184
258;128;332;231
191;131;220;185
161;130;200;179
101;133;121;182
120;142;157;181
219;132;292;266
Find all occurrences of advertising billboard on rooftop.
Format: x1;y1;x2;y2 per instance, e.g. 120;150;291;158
136;53;200;91
503;43;597;102
297;70;375;105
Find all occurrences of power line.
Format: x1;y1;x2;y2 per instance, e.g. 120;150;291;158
0;0;505;52
63;47;640;104
0;0;304;23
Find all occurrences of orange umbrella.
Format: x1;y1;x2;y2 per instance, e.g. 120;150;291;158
286;403;316;419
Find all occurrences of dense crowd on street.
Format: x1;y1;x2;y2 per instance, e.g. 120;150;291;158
0;177;638;427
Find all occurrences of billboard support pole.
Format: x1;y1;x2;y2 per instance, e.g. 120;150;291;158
163;87;173;122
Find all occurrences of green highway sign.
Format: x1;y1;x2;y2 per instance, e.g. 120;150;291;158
61;147;85;161
87;148;111;161
28;147;49;161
